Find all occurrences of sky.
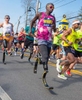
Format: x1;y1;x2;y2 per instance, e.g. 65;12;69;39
0;0;82;32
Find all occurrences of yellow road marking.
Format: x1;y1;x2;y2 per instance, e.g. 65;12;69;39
18;52;82;76
48;61;82;76
71;70;82;76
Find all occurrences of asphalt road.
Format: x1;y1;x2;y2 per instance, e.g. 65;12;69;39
0;51;82;100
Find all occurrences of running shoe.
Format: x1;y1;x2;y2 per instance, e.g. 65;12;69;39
49;58;51;61
28;58;30;62
20;53;24;59
73;66;76;69
58;74;67;80
56;59;62;72
66;70;72;76
9;52;12;56
14;52;17;56
5;50;8;55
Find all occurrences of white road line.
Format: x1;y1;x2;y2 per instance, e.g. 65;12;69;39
0;86;12;100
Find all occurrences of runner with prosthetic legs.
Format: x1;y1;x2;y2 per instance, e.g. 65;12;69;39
30;3;56;89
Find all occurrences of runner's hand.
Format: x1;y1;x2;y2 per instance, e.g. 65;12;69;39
68;41;73;45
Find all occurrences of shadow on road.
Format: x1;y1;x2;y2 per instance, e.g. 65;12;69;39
52;75;82;89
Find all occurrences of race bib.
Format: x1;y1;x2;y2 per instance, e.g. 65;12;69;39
5;32;11;37
0;33;2;37
44;18;53;27
78;41;82;50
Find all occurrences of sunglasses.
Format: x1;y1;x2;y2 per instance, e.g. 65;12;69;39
77;23;80;25
5;18;10;19
49;6;54;9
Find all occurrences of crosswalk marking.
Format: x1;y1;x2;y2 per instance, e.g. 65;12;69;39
0;86;12;100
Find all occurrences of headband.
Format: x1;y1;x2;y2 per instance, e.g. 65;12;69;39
72;20;80;25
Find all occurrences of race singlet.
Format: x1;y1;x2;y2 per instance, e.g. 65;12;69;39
63;28;77;47
73;30;82;51
0;33;3;40
18;33;25;41
37;12;55;41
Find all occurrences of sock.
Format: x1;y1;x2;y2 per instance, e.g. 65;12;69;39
16;48;18;52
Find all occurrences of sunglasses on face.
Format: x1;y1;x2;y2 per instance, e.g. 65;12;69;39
77;23;80;25
49;5;54;10
5;18;10;19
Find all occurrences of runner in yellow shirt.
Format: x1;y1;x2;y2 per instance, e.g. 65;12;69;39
57;20;80;79
73;22;82;63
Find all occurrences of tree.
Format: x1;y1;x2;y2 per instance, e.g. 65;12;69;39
21;0;36;27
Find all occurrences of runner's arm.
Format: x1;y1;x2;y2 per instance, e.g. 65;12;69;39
11;23;14;36
29;12;41;34
51;17;56;39
0;23;3;28
61;28;72;42
18;32;21;37
52;17;56;32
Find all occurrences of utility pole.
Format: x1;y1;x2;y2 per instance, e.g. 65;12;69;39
16;16;21;33
36;0;41;13
25;6;28;27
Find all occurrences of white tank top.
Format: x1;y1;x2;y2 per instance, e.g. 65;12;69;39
3;22;13;36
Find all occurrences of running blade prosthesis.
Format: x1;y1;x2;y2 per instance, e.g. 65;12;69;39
42;71;53;89
33;57;43;73
2;51;6;64
33;58;38;73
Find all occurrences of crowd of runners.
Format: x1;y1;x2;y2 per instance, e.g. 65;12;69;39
0;2;82;88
